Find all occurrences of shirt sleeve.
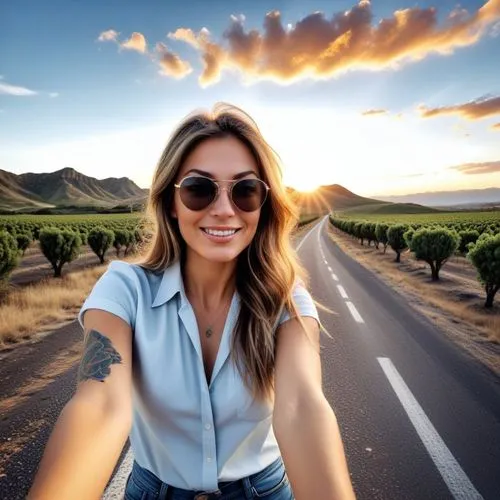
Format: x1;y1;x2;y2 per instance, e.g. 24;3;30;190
277;283;319;327
78;260;138;332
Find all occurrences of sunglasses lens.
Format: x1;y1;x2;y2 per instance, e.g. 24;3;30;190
179;177;216;211
232;179;267;212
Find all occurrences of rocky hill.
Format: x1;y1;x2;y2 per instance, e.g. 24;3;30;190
0;167;148;212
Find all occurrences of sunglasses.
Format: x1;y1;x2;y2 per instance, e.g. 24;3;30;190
174;175;270;212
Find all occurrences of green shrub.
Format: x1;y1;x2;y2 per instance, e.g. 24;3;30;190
0;231;20;285
467;233;500;308
387;224;409;263
409;227;460;281
88;227;115;264
39;227;82;277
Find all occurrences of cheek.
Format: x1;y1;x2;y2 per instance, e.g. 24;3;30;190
246;212;261;233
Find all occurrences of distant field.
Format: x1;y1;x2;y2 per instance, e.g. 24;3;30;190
0;213;143;224
0;211;317;227
330;211;500;225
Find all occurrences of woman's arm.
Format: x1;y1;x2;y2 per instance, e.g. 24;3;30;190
273;316;356;499
28;310;134;499
27;396;131;500
274;396;356;499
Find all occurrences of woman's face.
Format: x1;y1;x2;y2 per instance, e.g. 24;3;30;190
171;136;264;265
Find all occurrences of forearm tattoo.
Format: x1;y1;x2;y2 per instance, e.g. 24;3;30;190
78;329;123;383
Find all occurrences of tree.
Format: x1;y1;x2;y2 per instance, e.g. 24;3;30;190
113;229;130;257
88;227;115;264
409;227;460;281
0;231;20;288
123;230;135;256
458;230;479;255
39;227;82;277
16;233;32;256
387;224;409;263
467;233;500;308
375;223;390;253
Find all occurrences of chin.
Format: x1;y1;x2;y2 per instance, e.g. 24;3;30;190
201;251;241;263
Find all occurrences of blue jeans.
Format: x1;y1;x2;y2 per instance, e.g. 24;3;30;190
124;455;294;499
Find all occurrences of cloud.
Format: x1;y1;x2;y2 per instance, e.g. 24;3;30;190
362;109;387;116
491;19;500;36
0;81;37;96
449;160;500;174
166;0;500;86
49;92;59;98
98;28;192;80
168;27;224;86
156;43;193;79
122;32;147;53
492;122;500;130
98;29;119;42
98;29;147;53
419;95;500;120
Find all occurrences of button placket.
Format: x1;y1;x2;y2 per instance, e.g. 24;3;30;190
201;382;218;489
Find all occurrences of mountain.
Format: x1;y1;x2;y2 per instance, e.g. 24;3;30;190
287;184;442;215
2;167;475;215
371;187;500;209
0;167;149;212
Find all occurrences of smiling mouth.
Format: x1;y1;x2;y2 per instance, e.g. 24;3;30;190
201;228;241;237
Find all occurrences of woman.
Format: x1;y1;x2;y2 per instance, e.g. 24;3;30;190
27;103;355;500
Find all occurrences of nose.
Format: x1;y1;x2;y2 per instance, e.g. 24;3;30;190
210;185;236;216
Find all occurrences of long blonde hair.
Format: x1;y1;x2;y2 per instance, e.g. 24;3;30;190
132;102;332;403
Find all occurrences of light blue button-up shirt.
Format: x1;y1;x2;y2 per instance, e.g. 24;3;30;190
78;259;319;491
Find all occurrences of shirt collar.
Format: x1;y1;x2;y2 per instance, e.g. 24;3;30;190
151;258;241;310
151;259;185;308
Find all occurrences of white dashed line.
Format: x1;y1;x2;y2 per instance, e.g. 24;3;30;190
377;358;483;500
337;285;348;299
327;266;332;272
345;301;364;323
331;273;338;281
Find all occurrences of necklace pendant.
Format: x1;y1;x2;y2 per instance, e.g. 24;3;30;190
205;327;213;338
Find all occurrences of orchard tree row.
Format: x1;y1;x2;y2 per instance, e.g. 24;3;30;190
0;213;144;243
329;215;500;308
0;223;151;290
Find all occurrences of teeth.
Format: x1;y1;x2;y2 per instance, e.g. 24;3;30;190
204;229;237;237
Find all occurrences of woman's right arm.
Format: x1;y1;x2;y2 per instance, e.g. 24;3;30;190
27;309;134;500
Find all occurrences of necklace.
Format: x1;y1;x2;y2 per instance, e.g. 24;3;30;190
204;299;231;338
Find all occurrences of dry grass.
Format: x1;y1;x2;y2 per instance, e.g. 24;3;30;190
0;262;117;348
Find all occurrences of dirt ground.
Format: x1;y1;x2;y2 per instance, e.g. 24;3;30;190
8;243;123;290
326;224;500;377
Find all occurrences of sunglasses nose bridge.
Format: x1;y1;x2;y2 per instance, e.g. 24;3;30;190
211;181;235;211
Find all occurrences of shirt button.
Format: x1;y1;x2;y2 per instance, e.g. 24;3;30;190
204;423;211;430
206;457;212;463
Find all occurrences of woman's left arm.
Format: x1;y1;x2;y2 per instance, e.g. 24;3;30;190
273;316;356;500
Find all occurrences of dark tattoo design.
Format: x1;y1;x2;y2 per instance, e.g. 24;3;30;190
78;329;123;383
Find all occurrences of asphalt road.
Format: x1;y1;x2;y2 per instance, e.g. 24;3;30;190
1;216;499;499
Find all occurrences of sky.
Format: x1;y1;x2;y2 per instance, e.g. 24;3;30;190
1;0;500;197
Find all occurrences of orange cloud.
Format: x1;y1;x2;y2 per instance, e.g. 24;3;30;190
362;109;387;116
419;95;500;120
449;161;500;174
168;27;225;86
167;0;500;86
156;43;192;79
122;32;147;53
492;122;500;130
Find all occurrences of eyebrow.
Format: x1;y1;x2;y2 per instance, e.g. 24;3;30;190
184;168;258;180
